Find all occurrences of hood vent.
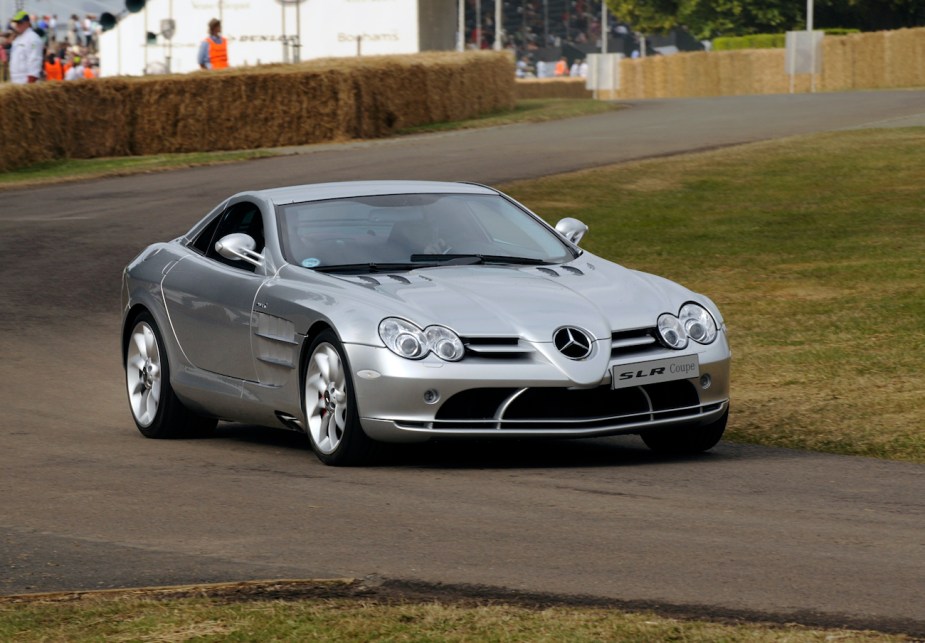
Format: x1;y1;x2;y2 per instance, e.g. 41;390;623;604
536;265;586;277
339;274;414;288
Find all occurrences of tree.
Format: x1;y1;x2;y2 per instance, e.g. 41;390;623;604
681;0;803;39
814;0;925;32
605;0;925;41
604;0;686;36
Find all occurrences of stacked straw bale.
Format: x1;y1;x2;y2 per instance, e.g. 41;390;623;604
514;78;592;99
0;51;514;173
604;27;925;101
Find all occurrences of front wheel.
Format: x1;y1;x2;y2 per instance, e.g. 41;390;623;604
303;330;378;466
641;408;728;454
125;312;216;439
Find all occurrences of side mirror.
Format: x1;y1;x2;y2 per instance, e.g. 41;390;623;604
555;217;589;246
215;233;263;267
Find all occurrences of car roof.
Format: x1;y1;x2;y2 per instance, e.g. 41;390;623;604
250;181;499;206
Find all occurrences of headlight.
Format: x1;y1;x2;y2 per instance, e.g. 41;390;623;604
680;303;717;344
379;318;465;361
657;313;688;350
424;326;465;362
657;303;719;350
379;318;428;359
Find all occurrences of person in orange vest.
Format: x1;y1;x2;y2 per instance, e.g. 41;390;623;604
198;18;228;70
554;57;569;77
44;53;65;81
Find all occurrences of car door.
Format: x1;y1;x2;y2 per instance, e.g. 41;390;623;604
162;201;268;382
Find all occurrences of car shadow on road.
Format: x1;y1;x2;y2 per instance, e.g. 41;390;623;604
211;423;742;470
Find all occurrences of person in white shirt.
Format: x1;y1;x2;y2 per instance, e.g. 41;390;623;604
65;56;86;81
9;11;44;84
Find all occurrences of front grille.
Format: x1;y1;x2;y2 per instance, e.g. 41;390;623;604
430;380;706;431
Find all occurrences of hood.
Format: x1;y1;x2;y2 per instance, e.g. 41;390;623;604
325;254;697;343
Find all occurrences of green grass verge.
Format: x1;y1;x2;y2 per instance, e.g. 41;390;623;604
0;99;617;190
397;98;621;134
0;596;904;641
0;150;276;189
500;127;925;463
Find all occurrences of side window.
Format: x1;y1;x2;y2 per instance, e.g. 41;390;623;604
205;202;266;271
191;215;222;255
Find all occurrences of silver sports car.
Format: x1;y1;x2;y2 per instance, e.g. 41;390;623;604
122;180;730;465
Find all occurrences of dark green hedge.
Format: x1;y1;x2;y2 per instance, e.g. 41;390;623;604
713;29;859;51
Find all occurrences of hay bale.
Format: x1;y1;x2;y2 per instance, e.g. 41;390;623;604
0;51;513;173
514;78;592;100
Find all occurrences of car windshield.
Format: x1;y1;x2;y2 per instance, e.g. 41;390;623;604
277;193;576;270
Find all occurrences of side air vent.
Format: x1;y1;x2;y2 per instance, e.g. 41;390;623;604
561;265;584;276
386;274;412;284
537;267;559;277
463;337;533;359
611;328;660;357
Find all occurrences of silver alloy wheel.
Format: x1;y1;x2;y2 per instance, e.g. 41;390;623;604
305;342;348;455
126;321;162;428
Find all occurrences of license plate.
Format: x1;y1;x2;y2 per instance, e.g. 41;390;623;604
611;355;700;389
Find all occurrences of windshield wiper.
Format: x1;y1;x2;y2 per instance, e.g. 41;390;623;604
410;254;550;265
312;262;438;273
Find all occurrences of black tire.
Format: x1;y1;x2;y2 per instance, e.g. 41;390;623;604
124;311;217;439
302;329;378;466
641;408;728;454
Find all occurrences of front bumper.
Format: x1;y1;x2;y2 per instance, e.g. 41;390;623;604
347;332;731;443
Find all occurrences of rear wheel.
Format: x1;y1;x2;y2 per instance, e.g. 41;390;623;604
641;409;728;454
303;330;377;466
125;312;216;439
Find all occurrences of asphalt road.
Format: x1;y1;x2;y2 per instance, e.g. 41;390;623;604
2;91;924;634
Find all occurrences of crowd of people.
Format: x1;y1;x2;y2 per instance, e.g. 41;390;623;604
1;11;101;84
1;10;231;82
467;0;618;52
464;1;640;78
517;54;589;79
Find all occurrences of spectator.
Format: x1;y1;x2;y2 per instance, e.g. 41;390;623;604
9;11;43;84
515;55;532;79
0;31;10;82
44;52;64;81
198;18;228;70
81;15;94;50
554;56;568;76
67;14;78;47
64;55;86;80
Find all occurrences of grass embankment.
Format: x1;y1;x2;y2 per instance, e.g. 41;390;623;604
0;99;618;190
0;595;904;641
503;127;925;463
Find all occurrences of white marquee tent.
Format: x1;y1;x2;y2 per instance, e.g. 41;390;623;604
98;0;426;77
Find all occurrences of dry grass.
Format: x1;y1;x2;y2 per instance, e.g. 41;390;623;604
0;596;907;642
